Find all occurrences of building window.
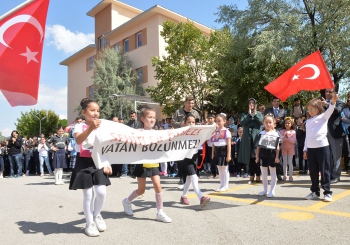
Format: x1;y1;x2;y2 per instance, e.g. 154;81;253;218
114;43;120;51
137;68;143;84
136;32;142;48
88;56;94;70
124;39;129;52
89;85;94;99
98;36;109;50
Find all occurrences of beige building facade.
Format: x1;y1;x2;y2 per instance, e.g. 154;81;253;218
60;0;211;123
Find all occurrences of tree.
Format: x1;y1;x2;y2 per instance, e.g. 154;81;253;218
15;109;60;137
216;0;350;95
147;21;220;117
92;47;144;120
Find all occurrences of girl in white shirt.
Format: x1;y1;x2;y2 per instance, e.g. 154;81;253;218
303;93;338;202
211;114;232;192
38;138;53;177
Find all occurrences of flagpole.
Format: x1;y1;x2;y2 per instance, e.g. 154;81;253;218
0;0;35;21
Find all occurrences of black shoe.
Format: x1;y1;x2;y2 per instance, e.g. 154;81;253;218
331;178;340;183
277;175;282;181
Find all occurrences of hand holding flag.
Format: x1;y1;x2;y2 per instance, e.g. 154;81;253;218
264;50;334;101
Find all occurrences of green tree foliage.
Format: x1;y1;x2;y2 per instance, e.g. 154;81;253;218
147;21;219;117
15;109;60;137
216;0;350;95
92;47;144;120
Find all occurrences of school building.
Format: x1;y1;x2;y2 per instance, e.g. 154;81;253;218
60;0;212;123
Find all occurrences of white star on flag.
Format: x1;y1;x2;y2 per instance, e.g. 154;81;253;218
292;74;299;81
20;46;39;64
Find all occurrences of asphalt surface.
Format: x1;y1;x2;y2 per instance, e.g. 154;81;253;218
1;170;350;245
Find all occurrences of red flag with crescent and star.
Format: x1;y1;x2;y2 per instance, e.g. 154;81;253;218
264;50;334;101
0;0;50;106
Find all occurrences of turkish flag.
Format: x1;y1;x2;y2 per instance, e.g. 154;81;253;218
264;50;334;101
0;0;50;106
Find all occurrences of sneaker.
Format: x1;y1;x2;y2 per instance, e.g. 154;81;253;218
160;171;165;176
243;173;249;178
289;176;293;182
180;196;190;205
7;175;14;179
156;211;172;223
258;191;267;196
304;192;320;200
163;172;168;177
120;174;127;178
324;194;332;202
267;192;275;198
94;214;106;232
14;175;20;178
0;174;3;179
59;181;65;185
200;196;210;208
122;198;133;216
283;176;287;181
85;222;99;237
236;174;240;178
137;194;143;199
248;180;253;185
177;184;184;190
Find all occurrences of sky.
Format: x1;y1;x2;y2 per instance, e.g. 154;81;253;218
0;0;248;137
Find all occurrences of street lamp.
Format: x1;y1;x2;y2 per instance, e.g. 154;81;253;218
33;114;47;136
109;94;126;119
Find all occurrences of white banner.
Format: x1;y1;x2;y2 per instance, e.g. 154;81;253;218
91;120;215;169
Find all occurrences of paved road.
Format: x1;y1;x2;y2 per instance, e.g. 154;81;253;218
1;171;350;245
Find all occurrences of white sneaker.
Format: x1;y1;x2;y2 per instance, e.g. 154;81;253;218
94;214;106;232
85;222;99;237
267;192;275;198
59;181;65;185
258;191;267;196
304;192;320;200
0;174;3;179
122;198;133;216
324;194;332;202
156;211;172;223
243;173;249;178
177;184;184;190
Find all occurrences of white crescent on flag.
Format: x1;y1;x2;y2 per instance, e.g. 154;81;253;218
297;64;320;80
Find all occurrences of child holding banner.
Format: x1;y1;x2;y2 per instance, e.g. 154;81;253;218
212;114;232;192
179;114;211;207
69;98;112;237
122;107;172;223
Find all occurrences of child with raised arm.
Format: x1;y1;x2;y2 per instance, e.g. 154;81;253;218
69;98;112;237
303;93;338;202
255;114;280;198
179;114;210;207
122;107;172;223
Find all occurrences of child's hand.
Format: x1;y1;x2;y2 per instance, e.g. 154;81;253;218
274;158;280;164
90;119;101;130
331;92;338;105
226;156;231;163
303;151;308;160
103;166;112;175
255;156;259;163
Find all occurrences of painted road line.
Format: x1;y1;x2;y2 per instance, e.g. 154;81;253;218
307;189;350;210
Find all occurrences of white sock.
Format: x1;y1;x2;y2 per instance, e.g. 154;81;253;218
83;188;94;226
58;168;63;181
93;185;106;217
54;169;59;183
182;176;191;197
288;156;293;178
261;167;268;193
282;155;288;177
217;166;224;188
190;174;202;199
269;167;277;195
224;166;229;188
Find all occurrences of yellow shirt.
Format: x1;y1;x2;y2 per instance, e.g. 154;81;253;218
143;163;159;168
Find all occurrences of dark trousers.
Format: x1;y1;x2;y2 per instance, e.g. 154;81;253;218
207;146;217;177
307;146;332;195
343;135;350;170
249;157;261;177
298;146;308;171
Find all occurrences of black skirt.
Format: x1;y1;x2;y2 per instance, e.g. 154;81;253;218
69;154;111;190
213;146;229;166
52;149;67;169
133;164;160;178
178;153;198;176
260;148;277;168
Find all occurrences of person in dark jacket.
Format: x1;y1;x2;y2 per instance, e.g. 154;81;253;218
7;130;23;178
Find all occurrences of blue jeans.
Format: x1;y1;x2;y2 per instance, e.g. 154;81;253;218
0;156;4;172
8;153;23;176
122;164;128;175
39;155;52;174
25;150;33;172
